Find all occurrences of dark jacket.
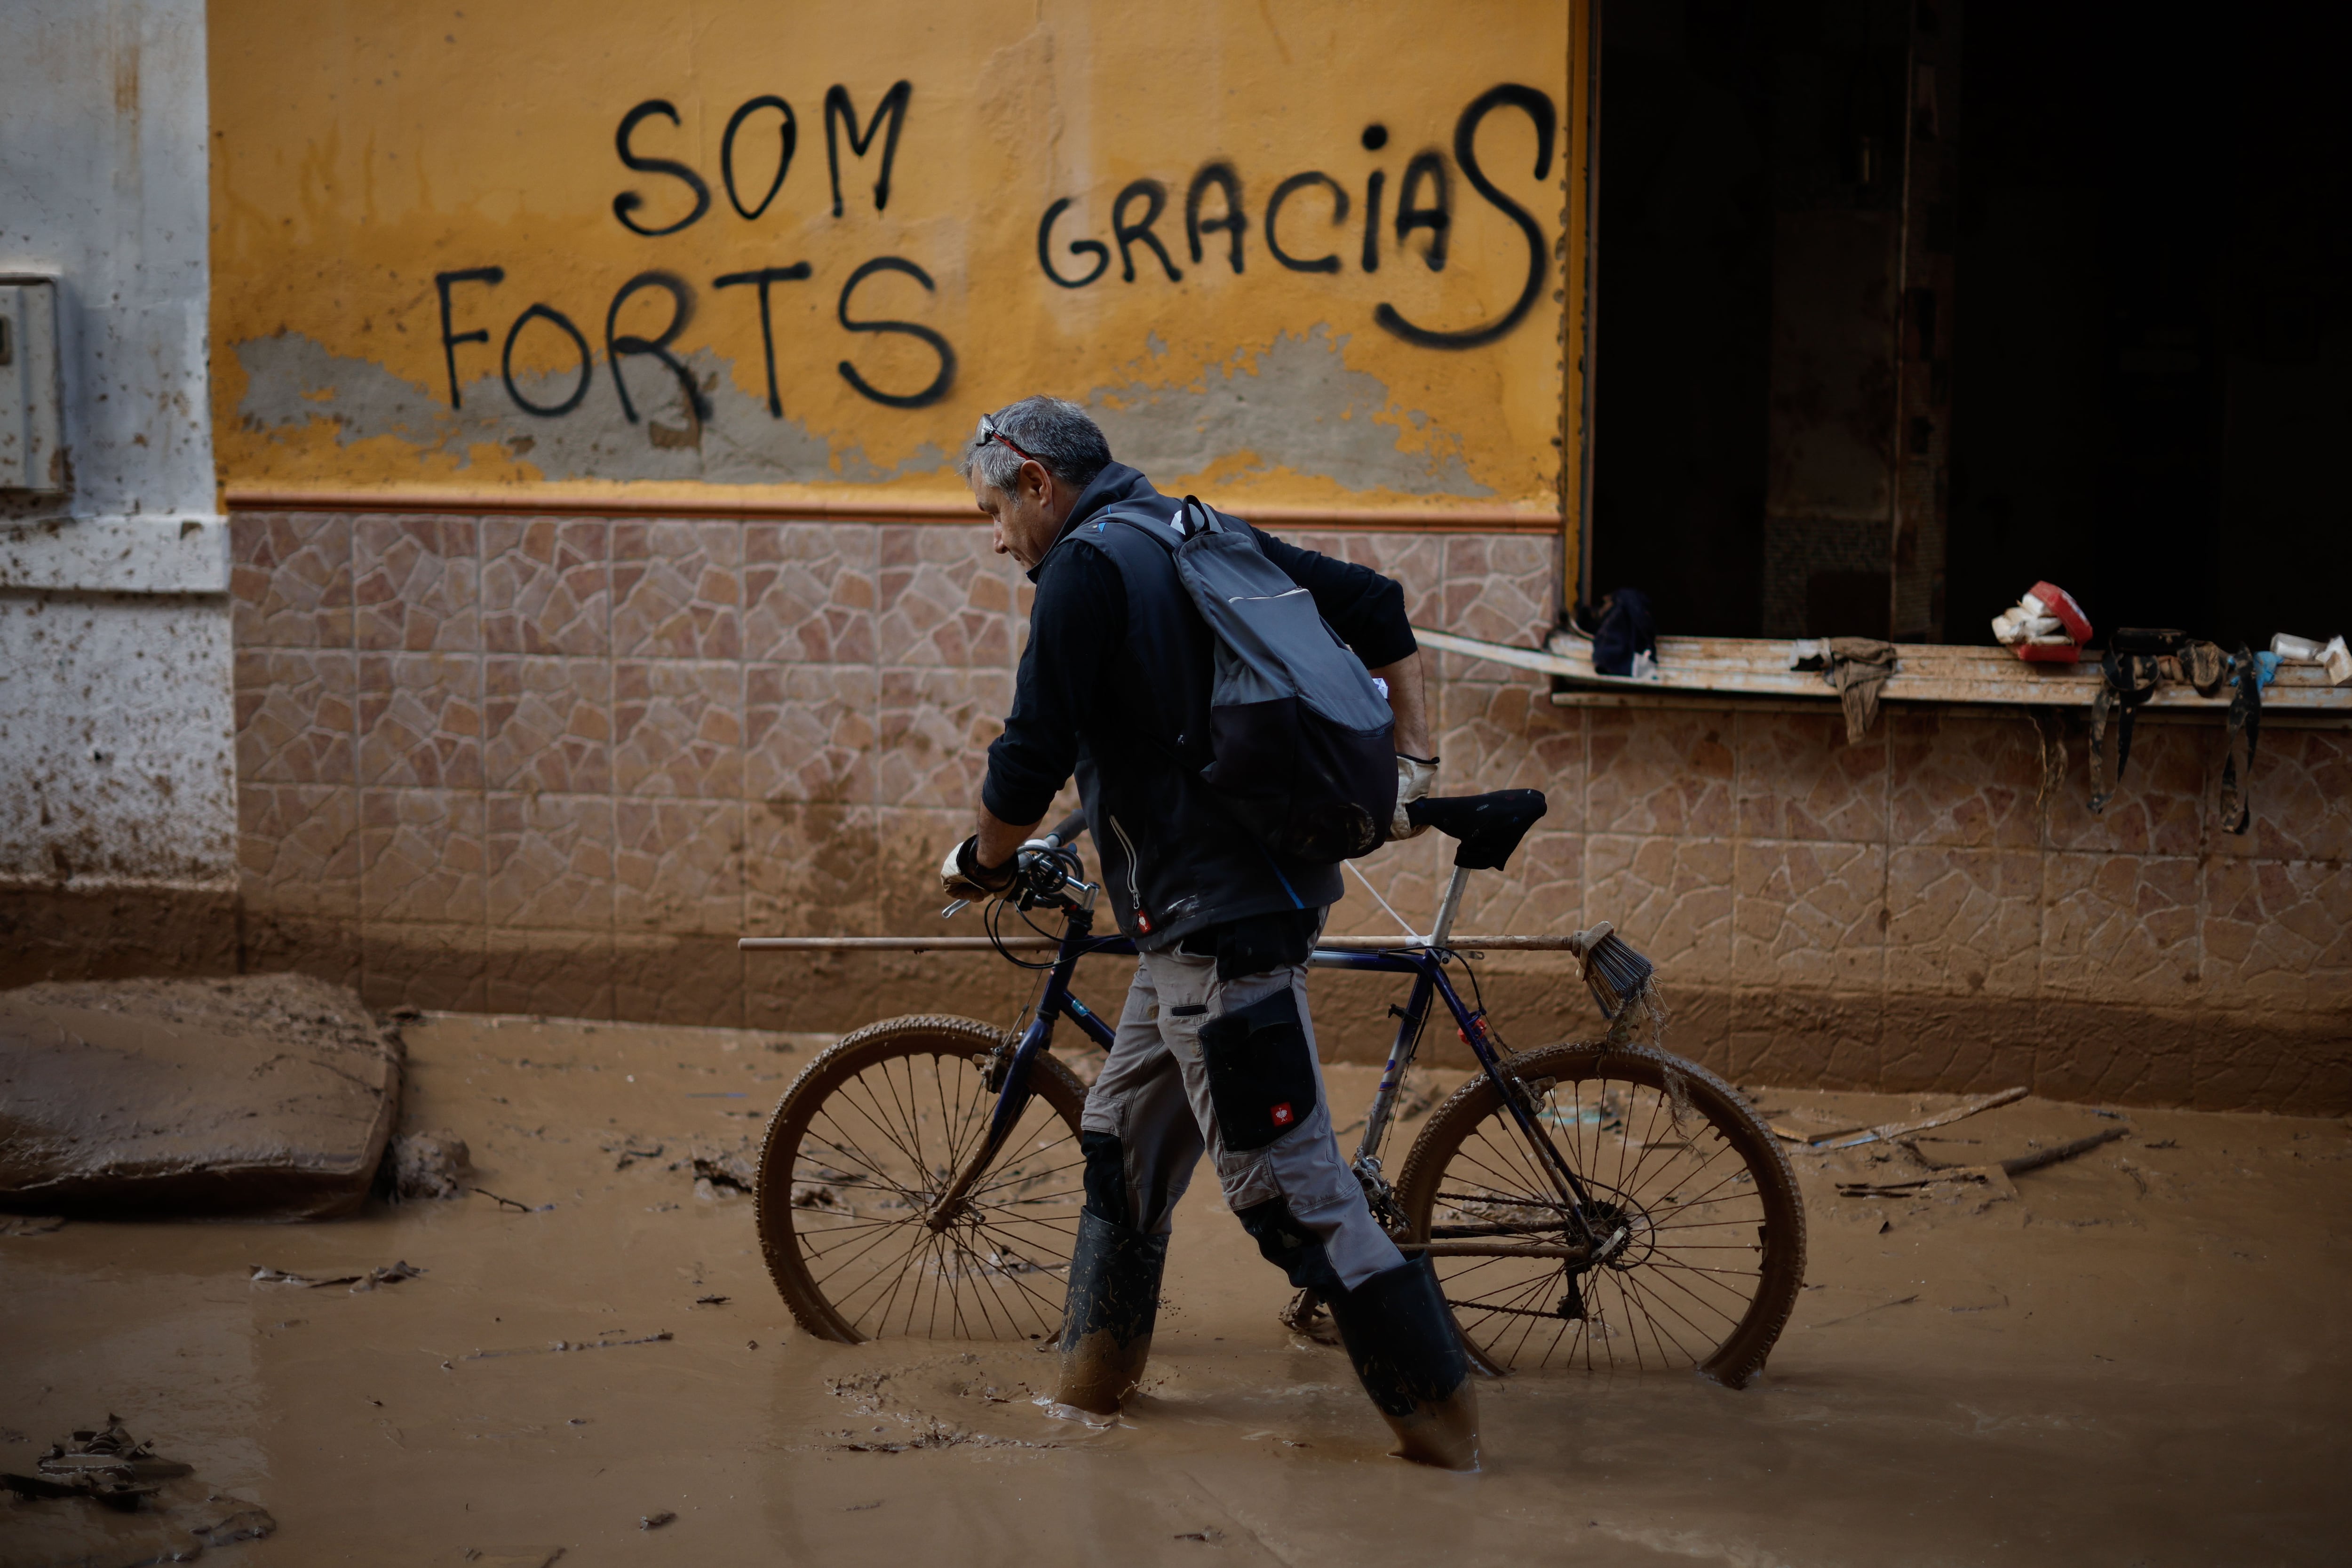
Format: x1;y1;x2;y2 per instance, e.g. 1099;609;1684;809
981;463;1418;949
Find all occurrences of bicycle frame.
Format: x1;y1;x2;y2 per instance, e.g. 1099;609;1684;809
931;871;1609;1249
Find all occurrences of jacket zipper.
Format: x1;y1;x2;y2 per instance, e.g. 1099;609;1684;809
1108;813;1151;933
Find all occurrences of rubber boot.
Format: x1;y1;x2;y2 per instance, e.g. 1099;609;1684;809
1053;1208;1168;1414
1327;1256;1482;1470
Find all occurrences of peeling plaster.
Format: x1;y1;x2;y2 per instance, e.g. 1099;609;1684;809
232;324;1487;496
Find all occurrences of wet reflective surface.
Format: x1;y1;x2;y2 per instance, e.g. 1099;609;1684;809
4;1013;2347;1565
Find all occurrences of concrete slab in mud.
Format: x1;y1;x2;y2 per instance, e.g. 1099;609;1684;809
0;974;400;1220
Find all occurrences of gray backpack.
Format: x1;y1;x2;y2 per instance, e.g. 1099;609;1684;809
1115;495;1397;863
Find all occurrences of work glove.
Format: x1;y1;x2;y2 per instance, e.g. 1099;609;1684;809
1391;753;1439;840
938;835;1018;901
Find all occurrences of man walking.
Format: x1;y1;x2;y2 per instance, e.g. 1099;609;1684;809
938;396;1478;1469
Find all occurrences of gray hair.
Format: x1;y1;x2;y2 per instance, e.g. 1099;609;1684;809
954;396;1113;497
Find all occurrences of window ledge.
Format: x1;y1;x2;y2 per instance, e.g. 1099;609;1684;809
1412;629;2352;719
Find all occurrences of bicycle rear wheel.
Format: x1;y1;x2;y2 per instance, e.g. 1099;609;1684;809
1393;1040;1804;1387
755;1015;1089;1344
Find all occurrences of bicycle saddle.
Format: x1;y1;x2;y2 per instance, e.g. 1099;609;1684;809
1405;789;1548;871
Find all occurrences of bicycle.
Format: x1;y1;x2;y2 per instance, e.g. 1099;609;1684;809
739;789;1806;1387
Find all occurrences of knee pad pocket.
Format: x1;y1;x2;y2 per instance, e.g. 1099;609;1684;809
1198;987;1319;1154
1079;1130;1130;1229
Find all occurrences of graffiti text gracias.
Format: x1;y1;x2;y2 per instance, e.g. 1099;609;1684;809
430;80;1557;432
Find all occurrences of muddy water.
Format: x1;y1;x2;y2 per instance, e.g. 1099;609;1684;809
4;1013;2348;1566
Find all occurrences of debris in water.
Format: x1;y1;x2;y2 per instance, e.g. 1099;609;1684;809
474;1187;555;1212
0;1416;276;1544
609;1139;664;1170
249;1260;425;1292
0;1215;66;1236
1175;1529;1227;1543
391;1130;472;1199
460;1330;673;1361
694;1294;729;1305
640;1511;676;1530
1781;1087;2029;1150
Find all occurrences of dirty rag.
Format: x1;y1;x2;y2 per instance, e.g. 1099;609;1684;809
1821;638;1898;744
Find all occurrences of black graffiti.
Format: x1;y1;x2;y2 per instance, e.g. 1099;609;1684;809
1394;151;1451;271
722;96;797;221
1374;84;1553;350
612;101;712;237
1037;198;1111;288
502;303;594;416
834;256;954;409
604;271;707;423
1184;163;1247;274
1264;174;1349;273
435;267;505;408
713;264;814;415
825;81;912;217
1112;180;1182;283
1032;85;1557;350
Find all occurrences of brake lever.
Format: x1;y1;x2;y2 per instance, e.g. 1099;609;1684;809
940;898;970;919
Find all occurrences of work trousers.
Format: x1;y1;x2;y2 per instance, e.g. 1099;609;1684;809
1079;944;1406;1292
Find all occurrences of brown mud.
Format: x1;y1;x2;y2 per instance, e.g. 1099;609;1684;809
3;1011;2348;1566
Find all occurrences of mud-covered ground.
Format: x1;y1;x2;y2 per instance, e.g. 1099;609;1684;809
4;1012;2348;1566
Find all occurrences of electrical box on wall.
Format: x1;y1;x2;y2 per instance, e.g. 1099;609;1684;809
0;277;65;493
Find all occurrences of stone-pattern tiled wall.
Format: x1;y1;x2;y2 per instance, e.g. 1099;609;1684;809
226;512;2351;1112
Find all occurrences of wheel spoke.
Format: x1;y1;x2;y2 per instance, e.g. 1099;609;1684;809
1400;1049;1804;1376
761;1033;1089;1344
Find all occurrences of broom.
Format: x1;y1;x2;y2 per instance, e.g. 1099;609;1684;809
1568;921;1656;1019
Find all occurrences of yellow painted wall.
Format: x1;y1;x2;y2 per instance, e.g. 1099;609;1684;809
211;0;1582;519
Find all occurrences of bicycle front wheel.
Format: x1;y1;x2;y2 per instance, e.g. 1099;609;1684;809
1393;1040;1804;1387
754;1015;1089;1344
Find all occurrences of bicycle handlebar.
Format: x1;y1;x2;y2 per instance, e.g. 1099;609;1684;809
1043;809;1088;849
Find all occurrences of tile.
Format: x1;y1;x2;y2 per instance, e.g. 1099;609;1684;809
1736;708;1888;843
612;660;742;797
237;783;360;919
362;920;486;1013
611;520;740;658
1888;711;2045;849
487;928;615;1019
875;668;1013;809
746;802;880;938
2045;717;2208;857
1434;679;1585;828
746;662;876;807
485;656;611;794
2040;852;2201;1003
876;524;1017;667
354;517;479;651
1585;709;1735;838
874;805;978;934
481;517;609;655
358;788;486;924
235;648;356;785
358;653;483;789
1582;833;1734;982
486;793;615;931
615;797;744;936
2201;857;2352;1014
1882;845;2042;997
231;512;351;647
1441;533;1558;646
1454;827;1583;939
742;521;878;665
239;912;363;993
1733;839;1886;992
1730;992;1883;1091
612;934;743;1027
2206;724;2352;863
